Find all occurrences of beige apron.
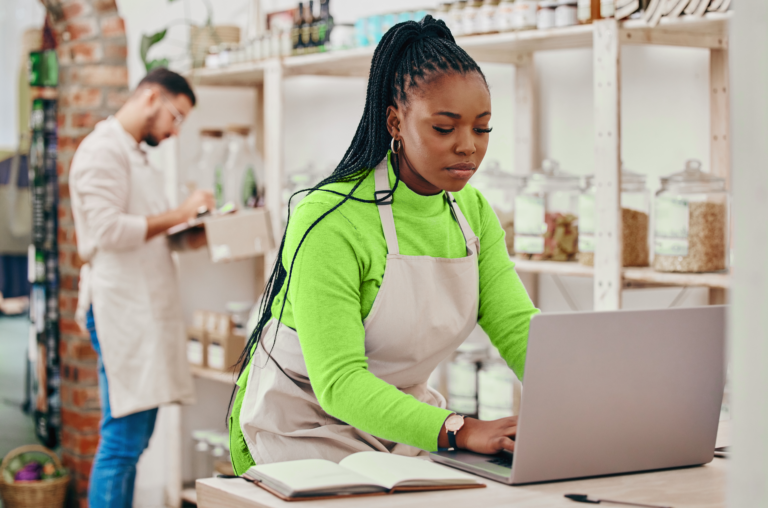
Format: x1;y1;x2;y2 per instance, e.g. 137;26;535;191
240;158;480;464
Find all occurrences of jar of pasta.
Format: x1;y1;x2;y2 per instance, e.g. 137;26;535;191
515;159;581;261
653;159;729;273
578;168;650;267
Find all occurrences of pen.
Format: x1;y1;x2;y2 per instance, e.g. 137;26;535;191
565;493;673;508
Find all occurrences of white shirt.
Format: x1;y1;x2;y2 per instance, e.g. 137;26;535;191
70;117;195;418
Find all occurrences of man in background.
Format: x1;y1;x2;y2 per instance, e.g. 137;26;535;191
69;68;214;507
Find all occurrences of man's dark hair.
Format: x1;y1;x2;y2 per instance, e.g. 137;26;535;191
137;67;196;106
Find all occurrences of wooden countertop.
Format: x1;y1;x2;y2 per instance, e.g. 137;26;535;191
196;420;731;508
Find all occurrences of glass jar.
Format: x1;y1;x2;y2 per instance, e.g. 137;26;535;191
478;349;522;421
472;161;526;255
578;168;650;267
476;0;501;33
653;159;729;273
537;1;558;29
219;125;265;209
577;0;601;23
192;430;214;479
435;2;453;26
514;159;580;261
186;129;226;200
449;1;468;36
495;0;516;32
555;0;578;27
600;0;615;18
513;0;539;30
447;342;488;418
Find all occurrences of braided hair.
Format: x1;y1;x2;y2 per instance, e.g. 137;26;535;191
234;15;486;384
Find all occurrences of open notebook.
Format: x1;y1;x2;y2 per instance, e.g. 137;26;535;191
243;452;485;501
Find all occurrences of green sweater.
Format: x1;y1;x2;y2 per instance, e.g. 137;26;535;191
262;153;538;452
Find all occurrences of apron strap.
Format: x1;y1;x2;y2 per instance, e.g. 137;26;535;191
374;159;401;255
445;192;481;256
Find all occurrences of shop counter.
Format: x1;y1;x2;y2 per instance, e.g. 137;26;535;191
196;421;730;508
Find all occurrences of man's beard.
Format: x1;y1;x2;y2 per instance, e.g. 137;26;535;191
143;133;160;147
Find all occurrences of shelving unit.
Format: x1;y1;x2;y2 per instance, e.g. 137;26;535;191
186;12;732;312
190;365;237;385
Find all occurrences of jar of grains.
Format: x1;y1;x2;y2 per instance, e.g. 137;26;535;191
515;159;581;261
447;342;488;418
653;160;729;273
472;161;527;255
578;167;650;267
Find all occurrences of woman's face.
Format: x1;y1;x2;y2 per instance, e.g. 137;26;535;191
387;71;492;195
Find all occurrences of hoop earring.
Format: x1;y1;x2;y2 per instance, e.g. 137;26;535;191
391;137;402;154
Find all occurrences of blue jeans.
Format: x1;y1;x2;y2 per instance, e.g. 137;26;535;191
86;308;158;508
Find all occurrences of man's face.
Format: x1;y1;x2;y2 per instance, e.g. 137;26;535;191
142;88;192;147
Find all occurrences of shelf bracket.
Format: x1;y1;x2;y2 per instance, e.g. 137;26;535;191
593;19;622;311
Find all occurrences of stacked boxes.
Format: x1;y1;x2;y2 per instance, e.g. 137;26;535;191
188;310;246;373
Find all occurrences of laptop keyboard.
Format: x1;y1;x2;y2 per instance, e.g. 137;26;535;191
487;454;513;468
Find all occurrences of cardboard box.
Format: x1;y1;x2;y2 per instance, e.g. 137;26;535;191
207;330;246;373
187;326;208;367
204;208;275;263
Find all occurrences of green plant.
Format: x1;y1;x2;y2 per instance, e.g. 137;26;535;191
139;0;214;72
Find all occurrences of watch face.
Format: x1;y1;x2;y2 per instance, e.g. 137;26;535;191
446;414;464;432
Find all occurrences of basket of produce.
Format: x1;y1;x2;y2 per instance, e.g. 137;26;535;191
0;445;69;508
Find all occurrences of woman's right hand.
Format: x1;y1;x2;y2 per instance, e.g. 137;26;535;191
441;416;518;455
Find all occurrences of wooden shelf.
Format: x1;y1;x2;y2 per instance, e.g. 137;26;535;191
186;13;731;87
512;258;731;288
191;364;237;384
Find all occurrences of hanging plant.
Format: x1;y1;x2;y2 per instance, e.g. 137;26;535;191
139;0;214;72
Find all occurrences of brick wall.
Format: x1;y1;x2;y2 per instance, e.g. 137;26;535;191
42;1;129;506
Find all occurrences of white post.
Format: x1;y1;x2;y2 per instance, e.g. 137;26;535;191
263;60;284;273
592;19;622;311
513;52;540;306
729;3;768;506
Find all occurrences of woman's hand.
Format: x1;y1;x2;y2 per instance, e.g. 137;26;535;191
440;416;518;454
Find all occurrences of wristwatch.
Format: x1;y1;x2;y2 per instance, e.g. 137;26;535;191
445;413;465;450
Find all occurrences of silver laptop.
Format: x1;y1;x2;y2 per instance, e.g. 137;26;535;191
431;306;726;485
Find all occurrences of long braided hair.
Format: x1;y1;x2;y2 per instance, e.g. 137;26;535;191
234;15;486;384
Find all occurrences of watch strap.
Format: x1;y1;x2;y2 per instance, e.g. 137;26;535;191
448;429;458;450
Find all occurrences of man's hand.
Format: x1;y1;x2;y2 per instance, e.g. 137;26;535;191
177;190;215;222
439;416;518;454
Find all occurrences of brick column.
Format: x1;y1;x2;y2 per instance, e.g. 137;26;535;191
42;1;129;506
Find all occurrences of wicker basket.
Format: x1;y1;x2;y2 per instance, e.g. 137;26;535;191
0;445;69;508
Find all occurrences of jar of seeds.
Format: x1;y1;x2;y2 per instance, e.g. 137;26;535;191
653;159;729;273
579;167;650;267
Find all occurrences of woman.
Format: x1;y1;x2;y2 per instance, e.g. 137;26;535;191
229;16;538;473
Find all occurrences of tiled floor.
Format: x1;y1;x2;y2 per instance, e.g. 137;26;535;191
0;316;37;460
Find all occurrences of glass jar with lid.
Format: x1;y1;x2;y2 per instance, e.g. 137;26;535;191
219;125;265;209
449;1;468;36
494;0;516;32
476;0;501;34
478;349;522;421
578;167;650;267
447;342;488;418
472;161;526;255
514;159;581;262
187;129;225;199
462;0;484;35
653;159;729;273
513;0;539;30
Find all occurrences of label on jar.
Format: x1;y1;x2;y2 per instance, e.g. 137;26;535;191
514;195;546;254
578;194;595;252
187;339;203;365
208;343;225;370
601;0;616;17
578;0;593;21
448;362;478;398
654;197;690;256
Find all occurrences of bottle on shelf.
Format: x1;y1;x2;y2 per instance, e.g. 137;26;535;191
192;129;225;199
317;0;333;52
292;3;304;55
301;0;315;53
219;125;264;209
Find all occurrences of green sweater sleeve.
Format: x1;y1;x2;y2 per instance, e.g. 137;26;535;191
284;202;452;452
470;192;540;380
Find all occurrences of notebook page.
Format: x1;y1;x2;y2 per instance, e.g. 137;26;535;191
247;459;386;495
339;452;480;490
